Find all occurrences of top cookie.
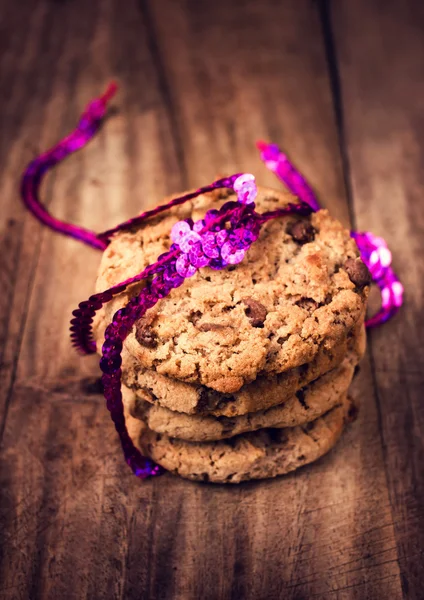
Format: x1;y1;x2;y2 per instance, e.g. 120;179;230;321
95;186;369;393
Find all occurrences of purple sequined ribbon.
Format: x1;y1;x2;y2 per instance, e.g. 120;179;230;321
20;85;402;479
256;141;404;327
21;84;119;251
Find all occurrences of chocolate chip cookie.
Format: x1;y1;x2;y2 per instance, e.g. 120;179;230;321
117;324;365;417
128;350;358;442
95;186;369;393
123;385;354;483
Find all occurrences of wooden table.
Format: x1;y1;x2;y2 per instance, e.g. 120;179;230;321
1;1;423;598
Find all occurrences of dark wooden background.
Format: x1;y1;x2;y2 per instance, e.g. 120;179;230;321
1;1;423;598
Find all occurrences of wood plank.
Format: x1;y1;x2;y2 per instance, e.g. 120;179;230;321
0;0;407;598
0;0;183;419
0;0;70;422
0;0;180;598
142;1;402;598
330;1;424;597
142;0;350;224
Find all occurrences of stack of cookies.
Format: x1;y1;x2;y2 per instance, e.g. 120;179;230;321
94;186;370;483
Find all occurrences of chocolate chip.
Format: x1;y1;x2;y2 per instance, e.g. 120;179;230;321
135;310;159;348
344;258;371;288
287;220;316;243
197;387;221;411
135;323;158;348
198;322;228;332
242;297;267;327
197;388;235;412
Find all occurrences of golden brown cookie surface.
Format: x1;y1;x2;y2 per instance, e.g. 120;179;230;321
129;351;358;442
123;386;353;484
95;186;369;392
122;323;365;417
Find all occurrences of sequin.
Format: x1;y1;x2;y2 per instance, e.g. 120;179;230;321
176;254;197;278
179;230;202;253
220;242;245;264
171;220;191;244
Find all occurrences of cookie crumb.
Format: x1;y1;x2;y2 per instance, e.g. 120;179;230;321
198;322;230;332
189;310;202;325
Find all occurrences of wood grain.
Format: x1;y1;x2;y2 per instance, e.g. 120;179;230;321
331;1;424;597
0;0;421;598
143;0;350;224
